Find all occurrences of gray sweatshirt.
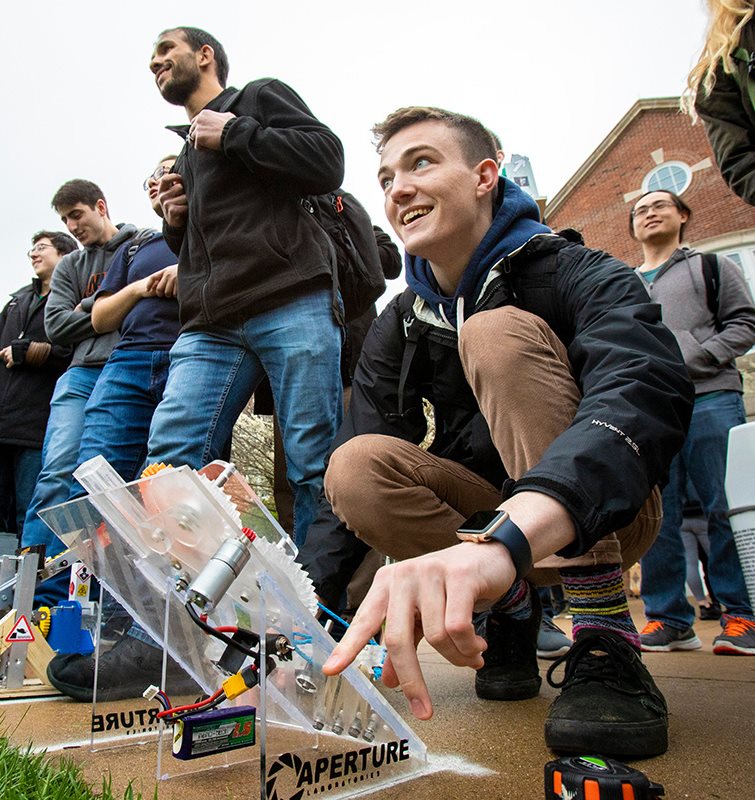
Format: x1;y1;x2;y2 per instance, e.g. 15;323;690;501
636;248;755;394
45;224;138;369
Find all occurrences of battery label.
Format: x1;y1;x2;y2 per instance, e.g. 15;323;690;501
173;706;256;760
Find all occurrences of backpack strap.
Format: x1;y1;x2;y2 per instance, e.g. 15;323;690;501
387;289;419;421
125;229;158;269
218;89;240;113
701;252;722;332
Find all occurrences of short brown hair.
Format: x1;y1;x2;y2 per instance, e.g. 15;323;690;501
51;180;107;213
32;230;78;256
372;106;497;165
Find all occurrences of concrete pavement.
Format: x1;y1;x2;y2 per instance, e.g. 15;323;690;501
2;600;753;799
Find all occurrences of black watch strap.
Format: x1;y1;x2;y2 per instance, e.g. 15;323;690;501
488;518;533;581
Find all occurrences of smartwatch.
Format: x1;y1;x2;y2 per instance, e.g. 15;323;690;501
456;510;533;581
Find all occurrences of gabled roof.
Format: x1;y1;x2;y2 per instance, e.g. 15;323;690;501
545;97;682;218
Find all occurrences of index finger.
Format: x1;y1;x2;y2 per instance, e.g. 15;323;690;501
322;580;389;676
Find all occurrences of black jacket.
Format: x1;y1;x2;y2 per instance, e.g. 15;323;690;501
0;280;71;448
165;80;345;330
696;19;755;204
300;234;694;607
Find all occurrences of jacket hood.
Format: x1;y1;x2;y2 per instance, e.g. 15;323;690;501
639;247;706;303
84;223;139;254
405;177;550;326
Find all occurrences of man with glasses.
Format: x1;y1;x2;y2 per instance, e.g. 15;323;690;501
21;181;142;596
630;189;755;655
0;231;77;540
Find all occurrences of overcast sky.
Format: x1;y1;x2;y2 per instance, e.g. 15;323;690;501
1;1;709;303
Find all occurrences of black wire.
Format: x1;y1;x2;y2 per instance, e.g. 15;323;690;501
184;601;261;662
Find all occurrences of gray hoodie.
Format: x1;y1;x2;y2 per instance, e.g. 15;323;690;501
636;248;755;394
44;223;139;369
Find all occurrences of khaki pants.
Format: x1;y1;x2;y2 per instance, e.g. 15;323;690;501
325;307;661;586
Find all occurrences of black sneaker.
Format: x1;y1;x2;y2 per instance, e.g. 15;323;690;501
47;633;200;702
699;603;722;621
544;630;668;758
475;584;542;701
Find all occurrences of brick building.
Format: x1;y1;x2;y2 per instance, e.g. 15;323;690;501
545;96;755;416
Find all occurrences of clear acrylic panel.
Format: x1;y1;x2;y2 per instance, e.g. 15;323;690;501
38;457;427;796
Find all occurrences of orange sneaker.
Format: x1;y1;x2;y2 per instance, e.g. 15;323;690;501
712;616;755;655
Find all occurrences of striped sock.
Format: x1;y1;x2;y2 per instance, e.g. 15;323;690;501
491;579;533;620
559;564;640;649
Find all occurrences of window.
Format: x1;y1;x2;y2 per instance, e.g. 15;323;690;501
642;161;692;195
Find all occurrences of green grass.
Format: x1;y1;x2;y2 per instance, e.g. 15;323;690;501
0;736;156;800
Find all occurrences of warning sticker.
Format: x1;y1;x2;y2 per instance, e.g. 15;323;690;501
5;615;35;643
76;564;91;582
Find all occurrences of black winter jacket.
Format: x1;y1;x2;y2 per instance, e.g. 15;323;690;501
0;280;71;448
165;80;345;331
300;235;694;607
696;18;755;204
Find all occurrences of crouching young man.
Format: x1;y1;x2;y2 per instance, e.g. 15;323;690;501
311;107;694;758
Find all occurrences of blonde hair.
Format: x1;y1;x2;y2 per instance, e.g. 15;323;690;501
684;0;755;115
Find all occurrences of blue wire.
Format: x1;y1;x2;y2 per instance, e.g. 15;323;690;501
317;602;379;647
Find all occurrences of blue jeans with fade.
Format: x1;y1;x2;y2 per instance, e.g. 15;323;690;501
31;351;172;608
641;390;753;629
22;366;103;554
147;287;343;547
72;349;172;494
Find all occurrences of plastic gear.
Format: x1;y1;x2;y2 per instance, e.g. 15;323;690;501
141;462;172;478
196;470;316;614
196;473;243;527
249;534;318;616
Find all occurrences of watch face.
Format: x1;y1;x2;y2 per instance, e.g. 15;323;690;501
457;510;505;536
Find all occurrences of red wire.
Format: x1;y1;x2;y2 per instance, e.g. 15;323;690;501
215;626;238;633
157;687;224;719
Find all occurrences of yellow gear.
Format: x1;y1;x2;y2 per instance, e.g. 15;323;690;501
36;606;51;637
141;462;172;478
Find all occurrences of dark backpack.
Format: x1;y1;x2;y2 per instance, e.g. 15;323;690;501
301;191;386;324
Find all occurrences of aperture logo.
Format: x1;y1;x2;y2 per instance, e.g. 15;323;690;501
266;739;411;800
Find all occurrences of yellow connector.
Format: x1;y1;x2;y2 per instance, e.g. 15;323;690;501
222;672;250;700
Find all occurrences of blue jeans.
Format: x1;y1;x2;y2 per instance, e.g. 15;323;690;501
641;391;753;629
72;349;171;493
22;366;102;553
0;445;42;536
148;287;342;546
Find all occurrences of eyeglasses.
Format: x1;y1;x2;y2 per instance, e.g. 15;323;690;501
631;200;677;220
27;243;55;259
143;165;172;191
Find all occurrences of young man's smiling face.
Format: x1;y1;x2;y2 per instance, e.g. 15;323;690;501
56;200;110;247
29;237;61;284
632;191;687;246
377;120;497;290
150;30;202;106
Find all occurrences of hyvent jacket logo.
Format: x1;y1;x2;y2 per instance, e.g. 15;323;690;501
591;418;641;456
266;739;411;800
